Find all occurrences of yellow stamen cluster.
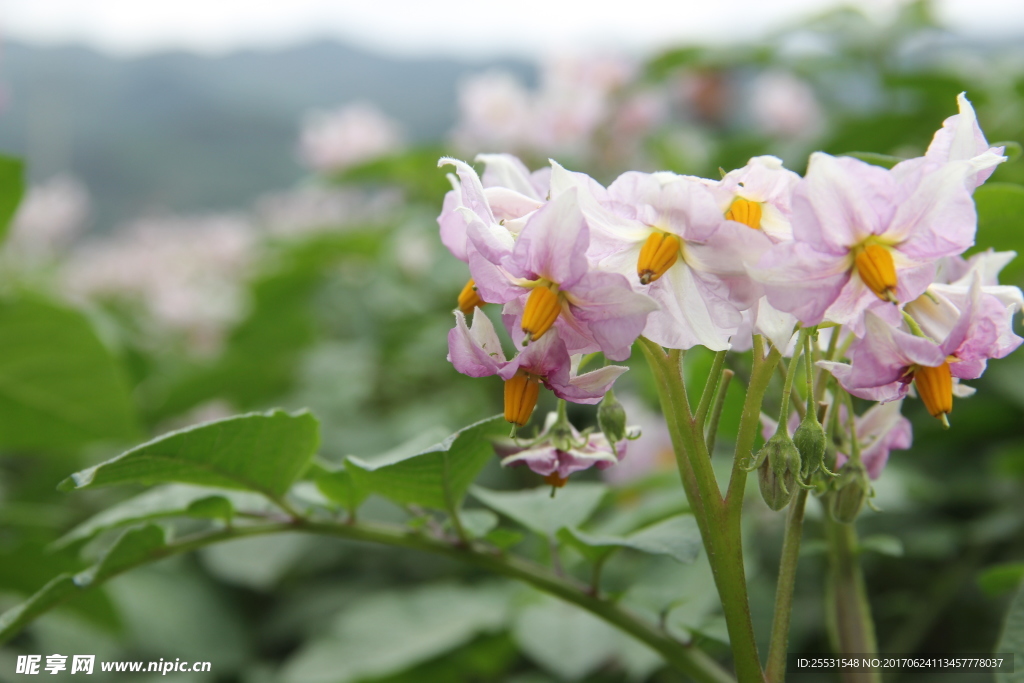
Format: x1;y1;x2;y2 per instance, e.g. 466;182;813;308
521;285;562;341
914;361;953;420
504;371;540;426
457;278;485;315
544;472;569;488
637;232;681;285
725;197;763;230
855;244;898;302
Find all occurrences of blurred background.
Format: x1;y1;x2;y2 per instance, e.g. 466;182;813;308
1;0;1024;681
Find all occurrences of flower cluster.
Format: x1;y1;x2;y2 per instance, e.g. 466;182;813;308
438;93;1022;485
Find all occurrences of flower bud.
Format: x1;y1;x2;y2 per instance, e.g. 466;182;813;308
597;389;628;446
793;411;827;478
828;462;870;523
757;431;802;511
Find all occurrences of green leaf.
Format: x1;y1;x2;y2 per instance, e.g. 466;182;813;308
0;525;171;645
0;155;25;241
310;461;367;513
345;416;505;512
0;297;138;452
980;563;1024;597
513;595;620;680
281;582;513;683
559;514;703;564
996;584;1024;682
470;483;608;538
59;409;320;500
75;524;169;587
859;534;904;558
0;574;79;645
973;183;1024;285
840;152;905;169
55;484;274;548
461;509;498;539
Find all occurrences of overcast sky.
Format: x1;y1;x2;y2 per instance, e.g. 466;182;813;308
1;0;1019;58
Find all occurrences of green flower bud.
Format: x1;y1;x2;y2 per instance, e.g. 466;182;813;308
829;462;870;523
597;389;628;445
757;431;802;511
793;411;826;478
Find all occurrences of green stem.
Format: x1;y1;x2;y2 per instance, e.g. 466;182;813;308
825;516;880;683
1;519;735;683
639;337;765;683
765;488;809;683
697;350;728;427
705;369;734;456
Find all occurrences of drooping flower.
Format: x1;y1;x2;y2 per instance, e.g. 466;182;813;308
556;164;770;350
834;401;912;481
496;409;626;487
437;156;545;313
447;310;627;425
819;275;1018;421
754;151;977;329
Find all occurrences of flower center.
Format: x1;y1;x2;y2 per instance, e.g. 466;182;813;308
637;231;681;284
457;278;485;315
914;361;952;420
854;244;898;302
504;370;541;426
521;282;562;341
725;197;763;229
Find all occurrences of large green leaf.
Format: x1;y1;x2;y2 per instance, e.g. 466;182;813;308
973;183;1024;285
996;584;1024;682
470;483;608;538
281;582;513;683
0;155;25;241
56;484;276;548
59;409;320;500
345;416;505;512
559;514;703;565
0;297;138;452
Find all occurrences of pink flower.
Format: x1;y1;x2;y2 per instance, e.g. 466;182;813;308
893;92;1006;192
555;164;770;351
703;156;801;243
471;188;657;361
447;311;628;426
754;152;977;329
497;411;625;486
819;275;1018;419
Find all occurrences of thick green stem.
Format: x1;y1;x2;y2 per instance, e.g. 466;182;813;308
0;519;734;683
639;337;765;683
825;516;881;683
765;488;808;683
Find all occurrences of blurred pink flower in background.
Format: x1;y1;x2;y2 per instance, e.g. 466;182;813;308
254;184;402;237
62;213;256;354
7;174;90;260
298;102;405;173
749;70;825;140
453;54;667;164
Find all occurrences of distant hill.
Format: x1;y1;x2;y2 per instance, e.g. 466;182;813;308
0;40;535;229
